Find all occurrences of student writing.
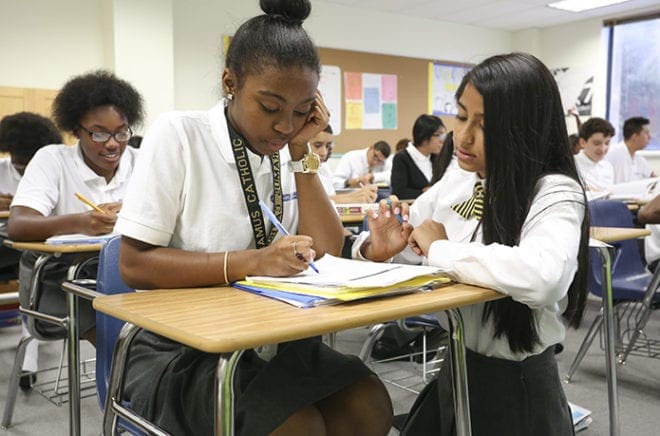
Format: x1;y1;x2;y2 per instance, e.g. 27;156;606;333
8;71;143;345
114;1;392;434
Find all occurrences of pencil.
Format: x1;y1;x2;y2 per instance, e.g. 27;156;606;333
75;192;105;214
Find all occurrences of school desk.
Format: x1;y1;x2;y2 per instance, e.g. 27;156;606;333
587;226;650;436
94;283;502;436
2;240;103;436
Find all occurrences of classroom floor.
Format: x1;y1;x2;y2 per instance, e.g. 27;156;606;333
0;295;658;435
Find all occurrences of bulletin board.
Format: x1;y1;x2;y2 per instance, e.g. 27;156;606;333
318;47;460;154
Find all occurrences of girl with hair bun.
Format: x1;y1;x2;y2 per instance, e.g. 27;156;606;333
116;1;393;434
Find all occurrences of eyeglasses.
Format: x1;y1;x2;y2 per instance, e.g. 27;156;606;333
78;125;133;143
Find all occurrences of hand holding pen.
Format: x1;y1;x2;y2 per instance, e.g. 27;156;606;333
75;193;121;235
259;200;320;274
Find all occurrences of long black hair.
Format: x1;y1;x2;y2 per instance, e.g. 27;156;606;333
456;53;589;352
225;0;319;88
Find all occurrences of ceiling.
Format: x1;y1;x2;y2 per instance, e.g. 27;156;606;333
322;0;660;31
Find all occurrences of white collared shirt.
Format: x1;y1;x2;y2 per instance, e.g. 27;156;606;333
332;148;392;189
606;142;652;183
116;101;301;252
11;143;137;217
406;142;433;182
354;170;585;361
574;151;614;191
0;157;22;195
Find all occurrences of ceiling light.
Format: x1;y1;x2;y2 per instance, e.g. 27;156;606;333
547;0;632;12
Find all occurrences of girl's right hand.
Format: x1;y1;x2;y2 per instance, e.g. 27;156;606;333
79;203;121;235
256;235;317;276
361;199;412;261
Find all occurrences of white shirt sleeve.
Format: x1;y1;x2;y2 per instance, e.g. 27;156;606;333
11;147;64;217
332;153;354;189
426;176;585;309
115;115;186;246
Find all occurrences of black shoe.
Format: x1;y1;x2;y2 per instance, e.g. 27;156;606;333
370;339;415;361
19;371;36;391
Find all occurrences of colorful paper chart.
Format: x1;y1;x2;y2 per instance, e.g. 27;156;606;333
344;72;398;130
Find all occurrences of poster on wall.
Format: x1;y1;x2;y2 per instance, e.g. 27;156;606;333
428;62;471;116
344;72;397;130
551;66;593;116
319;65;341;135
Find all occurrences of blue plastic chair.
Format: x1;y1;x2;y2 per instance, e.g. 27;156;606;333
565;200;660;381
60;236;168;435
94;236;134;413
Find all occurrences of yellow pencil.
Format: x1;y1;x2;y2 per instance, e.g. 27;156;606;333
75;192;105;214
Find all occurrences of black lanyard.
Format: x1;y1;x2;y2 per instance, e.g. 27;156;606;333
226;116;283;248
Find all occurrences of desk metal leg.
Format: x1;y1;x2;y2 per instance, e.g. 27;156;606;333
446;308;472;436
595;245;620;436
66;290;80;436
216;350;244;436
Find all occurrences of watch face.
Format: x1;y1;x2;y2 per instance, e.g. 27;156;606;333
305;152;321;172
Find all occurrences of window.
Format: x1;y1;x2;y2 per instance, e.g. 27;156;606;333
605;14;660;150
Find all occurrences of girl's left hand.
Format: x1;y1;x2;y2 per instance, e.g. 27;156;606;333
289;91;330;158
408;219;448;257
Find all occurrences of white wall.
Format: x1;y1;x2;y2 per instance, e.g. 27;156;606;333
113;0;174;130
1;0;614;136
0;0;109;89
171;0;513;111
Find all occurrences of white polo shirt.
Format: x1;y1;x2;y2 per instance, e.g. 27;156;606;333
115;101;300;253
606;142;652;183
332;148;392;189
406;142;433;182
354;170;585;361
318;164;336;196
11;143;137;216
0;157;21;195
574;151;614;192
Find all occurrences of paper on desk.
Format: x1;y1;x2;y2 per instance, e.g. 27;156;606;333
608;177;658;201
246;254;444;288
45;232;117;245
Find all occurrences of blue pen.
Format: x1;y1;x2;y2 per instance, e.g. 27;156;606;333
258;200;320;273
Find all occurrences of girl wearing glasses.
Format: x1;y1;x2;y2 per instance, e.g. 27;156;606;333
8;70;143;346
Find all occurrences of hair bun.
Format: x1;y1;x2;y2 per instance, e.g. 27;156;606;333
260;0;311;23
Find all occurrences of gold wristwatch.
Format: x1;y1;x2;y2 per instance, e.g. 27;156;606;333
287;143;320;174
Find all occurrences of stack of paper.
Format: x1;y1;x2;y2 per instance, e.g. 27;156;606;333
608;177;658;202
234;254;451;307
45;232;117;245
568;402;593;432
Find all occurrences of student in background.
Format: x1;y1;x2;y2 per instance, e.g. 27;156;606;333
0;111;63;388
606;116;654;183
573;117;615;193
0;112;63;210
391;114;446;200
8;70;143;346
333;140;392;189
115;1;392;434
311;125;377;203
353;52;588;435
395;137;410;153
636;184;660;272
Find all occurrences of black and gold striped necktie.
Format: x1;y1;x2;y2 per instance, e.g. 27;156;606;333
451;182;484;220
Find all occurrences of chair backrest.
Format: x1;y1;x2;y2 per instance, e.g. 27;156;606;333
95;236;135;410
588;200;649;297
